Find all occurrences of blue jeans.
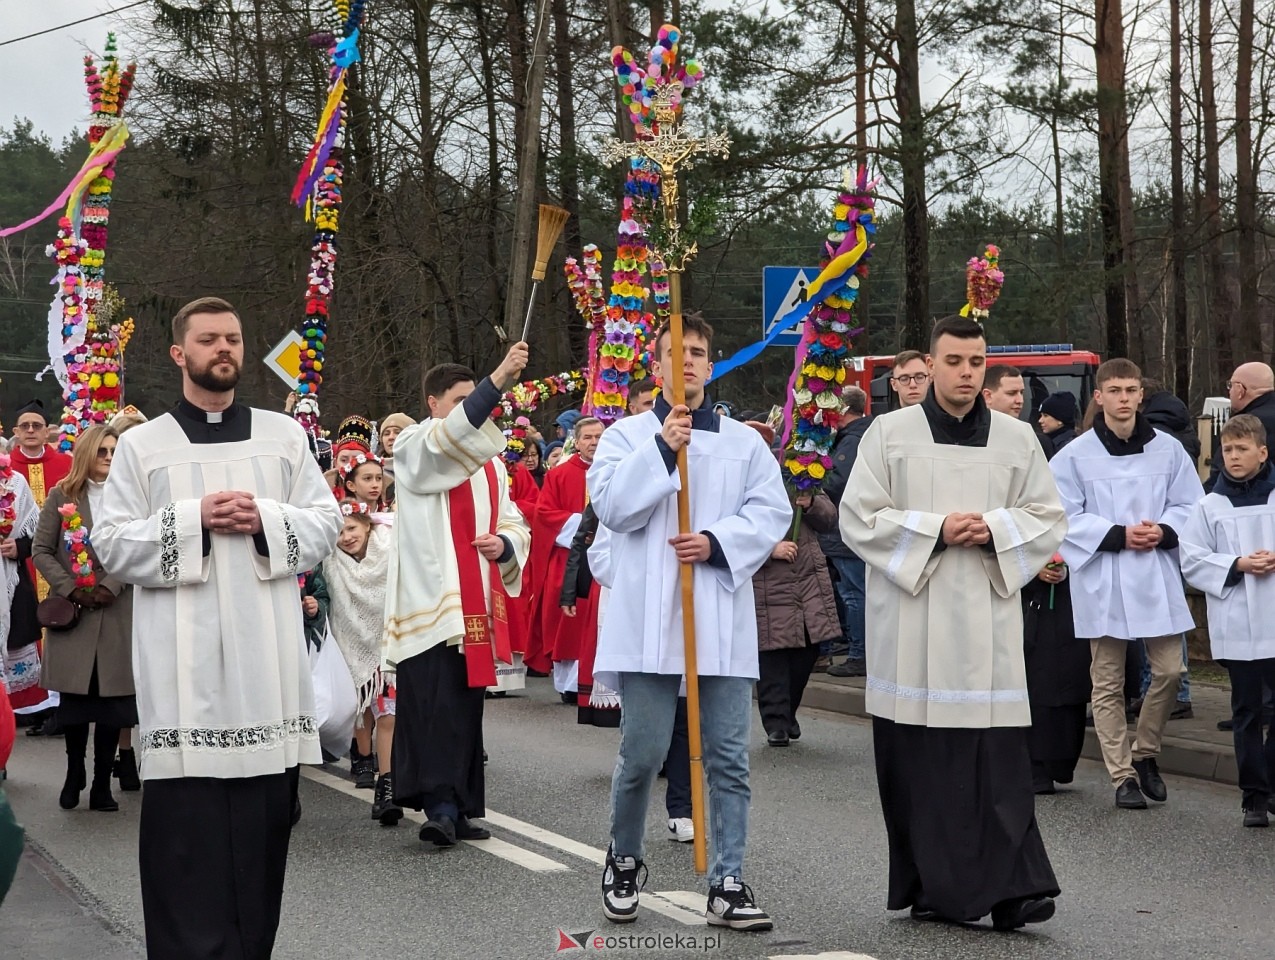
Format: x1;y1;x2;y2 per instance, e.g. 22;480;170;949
827;554;866;661
1140;636;1191;704
611;673;752;886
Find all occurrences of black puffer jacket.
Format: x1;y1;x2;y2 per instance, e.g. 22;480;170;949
1143;390;1201;463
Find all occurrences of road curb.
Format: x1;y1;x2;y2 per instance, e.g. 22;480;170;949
803;677;1239;787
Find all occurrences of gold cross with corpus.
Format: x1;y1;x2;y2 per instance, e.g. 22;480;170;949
600;83;731;287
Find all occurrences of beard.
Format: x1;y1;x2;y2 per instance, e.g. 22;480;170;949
188;355;242;392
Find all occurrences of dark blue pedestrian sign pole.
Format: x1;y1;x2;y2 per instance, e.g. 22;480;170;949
762;266;821;348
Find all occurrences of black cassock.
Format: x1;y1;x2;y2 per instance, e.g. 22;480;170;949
1022;577;1092;787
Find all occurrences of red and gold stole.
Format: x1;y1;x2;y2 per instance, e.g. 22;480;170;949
447;461;514;688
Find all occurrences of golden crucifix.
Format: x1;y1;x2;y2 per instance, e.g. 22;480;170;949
601;83;730;877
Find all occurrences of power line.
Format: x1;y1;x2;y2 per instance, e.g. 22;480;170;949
0;0;149;48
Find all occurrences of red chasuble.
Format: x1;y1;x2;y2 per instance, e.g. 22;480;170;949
527;455;594;665
504;465;541;659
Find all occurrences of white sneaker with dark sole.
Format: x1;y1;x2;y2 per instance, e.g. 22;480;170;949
706;877;773;931
667;817;693;843
602;846;646;923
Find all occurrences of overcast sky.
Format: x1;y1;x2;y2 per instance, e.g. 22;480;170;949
0;1;138;142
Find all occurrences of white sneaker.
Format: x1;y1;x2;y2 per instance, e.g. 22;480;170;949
706;876;772;931
667;817;694;843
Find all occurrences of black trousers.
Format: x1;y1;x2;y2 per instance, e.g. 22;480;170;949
664;696;691;818
1222;658;1275;806
756;644;820;736
139;771;294;960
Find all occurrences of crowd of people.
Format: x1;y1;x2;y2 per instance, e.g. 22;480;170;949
2;297;1275;957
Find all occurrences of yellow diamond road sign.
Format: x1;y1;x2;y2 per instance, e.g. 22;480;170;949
264;330;304;388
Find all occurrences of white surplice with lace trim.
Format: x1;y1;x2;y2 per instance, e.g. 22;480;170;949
94;411;342;780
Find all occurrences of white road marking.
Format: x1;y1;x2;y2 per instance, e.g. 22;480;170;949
301;766;570;872
481;810;607;865
302;765;711;923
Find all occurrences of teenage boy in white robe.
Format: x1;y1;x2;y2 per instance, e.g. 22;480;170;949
587;314;791;931
1179;413;1275;827
1050;358;1203;810
840;315;1067;932
95;297;342;960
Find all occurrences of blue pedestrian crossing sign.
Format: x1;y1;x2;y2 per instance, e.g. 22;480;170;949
762;266;820;348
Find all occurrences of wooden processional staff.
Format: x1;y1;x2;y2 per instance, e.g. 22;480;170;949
602;90;730;876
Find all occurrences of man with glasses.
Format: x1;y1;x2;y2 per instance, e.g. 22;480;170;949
5;400;72;734
1209;363;1275;492
888;350;930;408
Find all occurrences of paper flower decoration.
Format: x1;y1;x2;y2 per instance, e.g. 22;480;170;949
292;0;367;442
493;371;588;468
48;34;135;451
960;244;1004;319
59;501;97;590
781;168;877;495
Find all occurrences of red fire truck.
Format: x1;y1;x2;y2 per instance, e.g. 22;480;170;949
851;344;1103;421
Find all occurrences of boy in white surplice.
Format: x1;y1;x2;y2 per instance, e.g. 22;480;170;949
95;298;342;960
1179;413;1275;827
587;315;791;932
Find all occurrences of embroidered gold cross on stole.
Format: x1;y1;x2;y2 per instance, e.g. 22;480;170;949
463;615;488;644
491;592;507;621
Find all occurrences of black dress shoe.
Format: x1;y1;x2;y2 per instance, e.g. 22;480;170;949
766;730;789;747
1218;717;1235;731
455;817;491;840
910;905;942;922
419;814;458;847
1132;757;1167;802
1033;778;1057;795
560;692;578;705
1243;804;1270;828
991;896;1056;931
788;722;802;741
1115;777;1147;809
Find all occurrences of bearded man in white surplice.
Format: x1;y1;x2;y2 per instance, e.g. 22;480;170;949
95;298;342;960
840;315;1067;932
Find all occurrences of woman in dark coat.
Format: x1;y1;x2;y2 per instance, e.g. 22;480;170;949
753;487;843;746
33;425;136;812
1022;562;1091;793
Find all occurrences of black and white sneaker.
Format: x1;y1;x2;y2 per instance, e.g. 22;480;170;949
706;877;773;931
601;846;646;923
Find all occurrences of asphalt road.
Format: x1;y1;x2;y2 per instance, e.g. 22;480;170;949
3;680;1274;960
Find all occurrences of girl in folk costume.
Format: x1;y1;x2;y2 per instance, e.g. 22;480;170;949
340;452;388;515
745;420;843;747
0;454;41;715
32;425;139;812
325;504;401;825
324;415;375;498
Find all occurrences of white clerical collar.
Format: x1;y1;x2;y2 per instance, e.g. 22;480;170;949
21;445;47;460
207;410;224;424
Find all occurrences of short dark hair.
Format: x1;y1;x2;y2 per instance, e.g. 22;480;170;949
842;385;867;415
655;313;714;356
891;349;925;371
929;315;985;352
629;378;656;396
1096;358;1142;387
983;365;1022;392
1222;413;1267;447
423;363;476;401
172;296;241;344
